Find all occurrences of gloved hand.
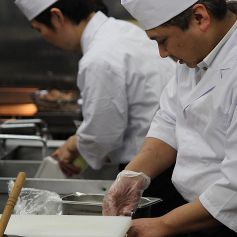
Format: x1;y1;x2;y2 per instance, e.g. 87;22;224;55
102;170;151;216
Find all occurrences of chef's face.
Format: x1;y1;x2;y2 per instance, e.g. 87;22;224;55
146;4;211;68
146;25;204;68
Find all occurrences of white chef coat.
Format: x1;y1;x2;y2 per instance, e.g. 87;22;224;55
76;11;176;170
147;23;237;231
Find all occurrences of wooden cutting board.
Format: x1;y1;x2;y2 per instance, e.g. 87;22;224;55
2;215;131;237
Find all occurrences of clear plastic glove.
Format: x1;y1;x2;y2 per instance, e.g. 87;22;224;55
102;170;151;216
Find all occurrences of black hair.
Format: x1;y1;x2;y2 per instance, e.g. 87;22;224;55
227;1;237;15
34;0;108;28
162;0;228;31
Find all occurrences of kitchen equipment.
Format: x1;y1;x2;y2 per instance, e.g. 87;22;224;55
4;235;23;237
0;160;40;178
3;215;131;237
0;179;114;215
0;134;47;160
0;119;49;138
34;156;66;179
61;193;162;218
34;156;88;179
32;89;80;113
0;172;26;237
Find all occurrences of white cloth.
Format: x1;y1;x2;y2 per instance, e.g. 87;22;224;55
121;0;198;30
15;0;58;21
147;26;237;232
76;11;176;170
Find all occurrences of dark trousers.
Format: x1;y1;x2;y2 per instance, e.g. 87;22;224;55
119;164;237;237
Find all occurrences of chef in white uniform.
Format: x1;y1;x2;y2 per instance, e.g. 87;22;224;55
103;0;237;236
14;0;176;176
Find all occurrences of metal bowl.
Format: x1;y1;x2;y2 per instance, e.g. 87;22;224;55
61;193;162;218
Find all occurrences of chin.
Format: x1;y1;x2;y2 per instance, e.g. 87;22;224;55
181;61;196;68
187;64;196;68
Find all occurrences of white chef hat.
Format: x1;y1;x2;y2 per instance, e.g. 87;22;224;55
121;0;199;30
15;0;59;21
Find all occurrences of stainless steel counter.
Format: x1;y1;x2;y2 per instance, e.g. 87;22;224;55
0;178;113;213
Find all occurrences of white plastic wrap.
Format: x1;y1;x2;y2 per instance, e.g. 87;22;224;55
8;180;62;215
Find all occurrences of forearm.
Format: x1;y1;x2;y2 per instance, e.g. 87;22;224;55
160;199;220;236
125;137;177;179
66;135;79;153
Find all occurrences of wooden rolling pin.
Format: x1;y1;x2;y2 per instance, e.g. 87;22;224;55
0;172;26;237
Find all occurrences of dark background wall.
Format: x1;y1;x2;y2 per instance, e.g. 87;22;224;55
0;0;132;89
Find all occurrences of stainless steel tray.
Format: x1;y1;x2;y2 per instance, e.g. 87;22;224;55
61;193;162;216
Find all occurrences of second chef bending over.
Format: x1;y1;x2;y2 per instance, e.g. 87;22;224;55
15;0;176;175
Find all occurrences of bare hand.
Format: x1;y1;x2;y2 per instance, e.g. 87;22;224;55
51;135;81;176
127;218;168;237
59;161;81;176
52;135;79;163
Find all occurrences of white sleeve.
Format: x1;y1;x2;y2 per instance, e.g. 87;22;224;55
199;89;237;232
146;76;178;150
76;61;127;170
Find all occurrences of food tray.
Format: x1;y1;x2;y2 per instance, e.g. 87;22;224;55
61;193;162;216
32;89;80;112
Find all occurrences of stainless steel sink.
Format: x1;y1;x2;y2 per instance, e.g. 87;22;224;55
0;138;63;161
1;145;55;161
0;160;41;177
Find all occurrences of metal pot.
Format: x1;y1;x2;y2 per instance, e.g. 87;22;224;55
61;193;162;219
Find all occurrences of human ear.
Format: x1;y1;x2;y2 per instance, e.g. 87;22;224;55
192;4;210;32
50;8;65;28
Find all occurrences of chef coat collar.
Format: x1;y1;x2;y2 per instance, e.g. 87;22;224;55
197;20;237;70
81;11;108;55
